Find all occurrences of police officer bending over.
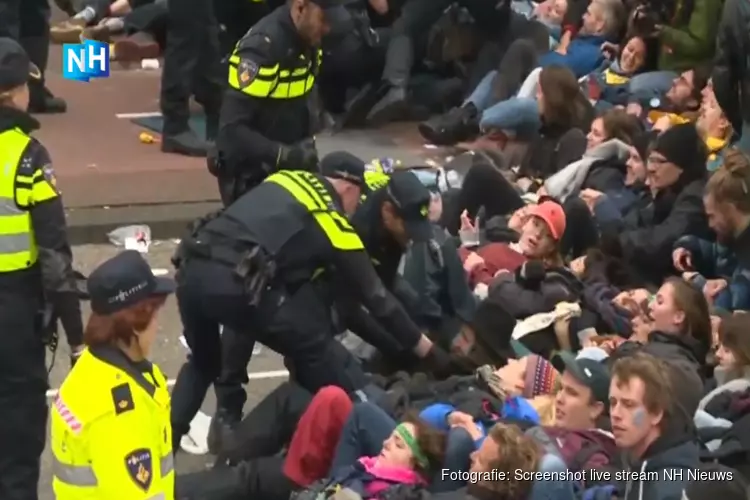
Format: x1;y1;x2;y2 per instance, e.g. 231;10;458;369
170;166;454;451
51;251;176;499
212;0;337;205
0;39;84;500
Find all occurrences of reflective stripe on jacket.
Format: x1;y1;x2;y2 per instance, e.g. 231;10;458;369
51;347;174;499
0;128;37;272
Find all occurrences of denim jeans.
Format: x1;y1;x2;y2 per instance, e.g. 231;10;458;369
330;402;475;492
465;70;540;134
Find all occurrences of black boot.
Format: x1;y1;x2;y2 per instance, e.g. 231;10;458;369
418;103;480;146
207;408;241;456
22;35;68;114
366;85;409;127
339;82;388;129
162;130;210;157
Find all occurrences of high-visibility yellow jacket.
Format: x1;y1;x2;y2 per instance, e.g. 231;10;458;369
51;346;174;499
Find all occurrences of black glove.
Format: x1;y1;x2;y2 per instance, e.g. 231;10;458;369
516;260;546;289
276;139;319;172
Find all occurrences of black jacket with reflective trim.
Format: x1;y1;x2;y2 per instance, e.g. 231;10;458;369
218;5;318;176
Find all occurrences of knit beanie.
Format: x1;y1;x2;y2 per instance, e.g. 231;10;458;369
651;123;708;182
523;355;560;398
683;464;748;500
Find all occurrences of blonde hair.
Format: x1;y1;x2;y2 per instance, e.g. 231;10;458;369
528;394;556;425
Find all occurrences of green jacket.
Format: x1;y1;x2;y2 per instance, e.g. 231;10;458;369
658;0;724;71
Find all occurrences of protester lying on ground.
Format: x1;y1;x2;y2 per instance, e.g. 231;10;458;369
626;67;711;127
596;123;710;283
674;150;750;311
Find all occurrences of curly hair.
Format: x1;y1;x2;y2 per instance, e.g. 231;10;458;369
468;423;541;499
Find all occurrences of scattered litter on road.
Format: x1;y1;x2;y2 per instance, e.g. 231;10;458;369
423;144;437;149
139;131;159;144
141;58;160;70
152;268;170;276
108;224;151;253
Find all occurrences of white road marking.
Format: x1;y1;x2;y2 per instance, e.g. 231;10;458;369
44;369;289;398
115;111;162;119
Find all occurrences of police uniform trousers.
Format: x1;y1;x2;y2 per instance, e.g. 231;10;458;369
159;0;224;136
0;0;53;103
169;258;368;450
0;281;49;500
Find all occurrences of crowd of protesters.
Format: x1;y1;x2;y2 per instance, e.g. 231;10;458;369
29;0;750;498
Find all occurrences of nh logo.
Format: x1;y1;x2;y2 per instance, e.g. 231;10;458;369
62;40;110;82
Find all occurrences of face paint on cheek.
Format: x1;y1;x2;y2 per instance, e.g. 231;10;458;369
633;407;647;428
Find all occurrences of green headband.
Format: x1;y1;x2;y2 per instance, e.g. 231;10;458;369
395;423;429;468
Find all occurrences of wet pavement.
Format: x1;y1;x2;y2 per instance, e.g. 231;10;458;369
38;242;286;499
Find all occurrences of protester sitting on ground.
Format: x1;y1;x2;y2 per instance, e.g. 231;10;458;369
596;123;710;283
599;353;699;500
50;0;137;43
674;150;750;311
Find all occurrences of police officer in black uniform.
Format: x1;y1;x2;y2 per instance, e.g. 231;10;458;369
159;0;224;157
211;0;337;205
0;0;67;113
0;38;82;500
170;167;454;451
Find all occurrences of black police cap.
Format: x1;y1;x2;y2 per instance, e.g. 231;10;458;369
385;171;433;242
0;38;41;93
321;151;367;188
88;250;175;315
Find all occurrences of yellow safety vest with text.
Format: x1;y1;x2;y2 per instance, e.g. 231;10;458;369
265;170;364;251
0;128;38;273
228;47;323;99
51;349;175;500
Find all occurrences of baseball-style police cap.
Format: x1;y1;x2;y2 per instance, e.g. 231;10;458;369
385;171;433;242
0;38;41;92
309;0;341;9
321;151;367;189
552;351;611;407
88;250;175;315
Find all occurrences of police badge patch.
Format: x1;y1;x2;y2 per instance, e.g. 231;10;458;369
41;164;60;194
237;59;259;89
125;449;153;491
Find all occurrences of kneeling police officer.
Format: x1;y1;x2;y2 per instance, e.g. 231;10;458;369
170;165;454;450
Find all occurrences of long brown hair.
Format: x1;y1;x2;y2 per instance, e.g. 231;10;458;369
664;277;712;351
718;313;750;372
84;296;167;347
539;65;583;128
600;108;643;144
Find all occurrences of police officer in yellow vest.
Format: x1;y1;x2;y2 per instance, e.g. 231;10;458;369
0;38;83;500
210;0;340;205
51;250;176;499
171;166;455;451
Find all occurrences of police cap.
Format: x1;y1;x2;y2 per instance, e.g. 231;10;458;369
0;38;41;92
321;151;367;189
88;250;175;315
308;0;342;9
385;171;433;242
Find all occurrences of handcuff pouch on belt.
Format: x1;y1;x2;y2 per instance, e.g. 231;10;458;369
235;246;277;306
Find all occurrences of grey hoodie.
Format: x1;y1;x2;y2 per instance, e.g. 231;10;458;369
544;139;631;202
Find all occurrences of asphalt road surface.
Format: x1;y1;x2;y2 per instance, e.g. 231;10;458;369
38;242;287;499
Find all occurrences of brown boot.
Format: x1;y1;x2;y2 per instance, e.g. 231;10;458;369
50;18;87;44
113;32;160;62
81;24;111;43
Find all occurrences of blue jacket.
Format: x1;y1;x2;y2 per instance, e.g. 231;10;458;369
538;34;607;78
420;398;540;448
674;230;750;311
